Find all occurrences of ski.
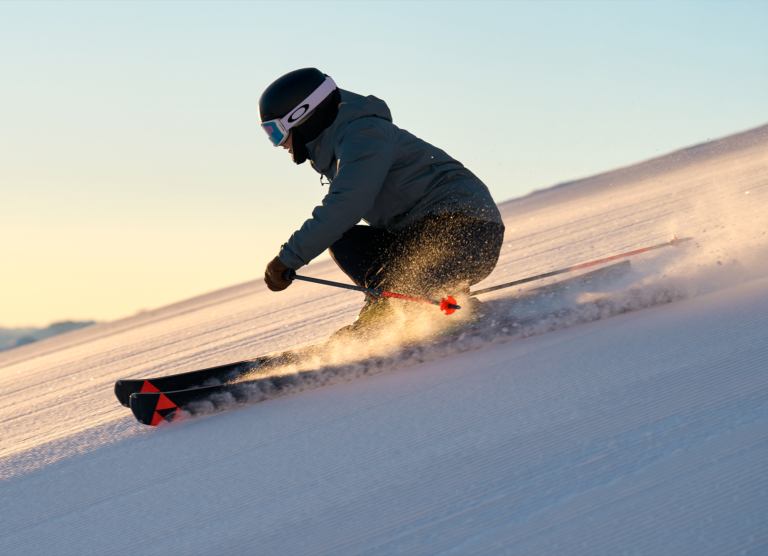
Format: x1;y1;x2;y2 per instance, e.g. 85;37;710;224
115;260;630;407
130;278;646;427
113;343;320;407
130;307;558;426
126;261;632;425
130;371;310;425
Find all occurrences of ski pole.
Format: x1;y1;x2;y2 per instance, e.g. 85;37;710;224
282;270;460;315
471;235;693;297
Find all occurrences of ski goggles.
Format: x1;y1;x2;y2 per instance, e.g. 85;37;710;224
260;76;337;147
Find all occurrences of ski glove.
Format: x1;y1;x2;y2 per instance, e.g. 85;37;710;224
264;256;292;292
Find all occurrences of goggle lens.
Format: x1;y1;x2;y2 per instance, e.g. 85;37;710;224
261;121;287;146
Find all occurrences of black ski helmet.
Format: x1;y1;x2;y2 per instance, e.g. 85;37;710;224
259;68;326;123
259;68;341;165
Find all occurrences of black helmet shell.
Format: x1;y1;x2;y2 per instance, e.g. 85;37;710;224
259;68;327;123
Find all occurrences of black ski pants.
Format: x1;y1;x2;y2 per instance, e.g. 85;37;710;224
328;213;504;298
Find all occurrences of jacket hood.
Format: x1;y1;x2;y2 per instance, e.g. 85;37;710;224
306;89;393;175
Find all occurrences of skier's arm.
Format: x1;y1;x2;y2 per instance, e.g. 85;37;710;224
277;124;396;269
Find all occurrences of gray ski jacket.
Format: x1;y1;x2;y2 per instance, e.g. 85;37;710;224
278;89;503;270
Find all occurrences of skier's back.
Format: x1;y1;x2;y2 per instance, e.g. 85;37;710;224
260;68;504;332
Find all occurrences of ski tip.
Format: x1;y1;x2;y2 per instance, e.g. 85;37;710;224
140;380;160;394
130;391;183;427
673;234;680;247
114;380;129;407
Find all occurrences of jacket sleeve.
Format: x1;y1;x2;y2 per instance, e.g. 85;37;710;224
278;122;396;269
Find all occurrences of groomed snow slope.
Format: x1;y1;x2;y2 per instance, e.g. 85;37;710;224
1;124;767;555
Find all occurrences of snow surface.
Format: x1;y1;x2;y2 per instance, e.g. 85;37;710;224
1;124;767;555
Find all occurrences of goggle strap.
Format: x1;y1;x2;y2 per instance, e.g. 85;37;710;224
279;76;337;132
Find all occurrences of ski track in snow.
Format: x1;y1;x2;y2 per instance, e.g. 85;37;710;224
0;124;767;555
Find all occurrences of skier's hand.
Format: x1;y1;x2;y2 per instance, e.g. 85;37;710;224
264;256;292;292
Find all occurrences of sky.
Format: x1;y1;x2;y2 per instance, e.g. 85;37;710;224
1;0;766;328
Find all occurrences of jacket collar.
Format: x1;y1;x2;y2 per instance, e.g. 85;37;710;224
307;89;392;175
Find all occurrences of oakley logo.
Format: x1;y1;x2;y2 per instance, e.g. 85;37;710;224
288;104;310;123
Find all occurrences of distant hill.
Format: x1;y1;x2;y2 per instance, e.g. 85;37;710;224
0;321;96;351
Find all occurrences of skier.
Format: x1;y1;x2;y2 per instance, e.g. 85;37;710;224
260;68;504;333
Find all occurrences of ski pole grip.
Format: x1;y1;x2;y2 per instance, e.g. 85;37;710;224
282;269;297;281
